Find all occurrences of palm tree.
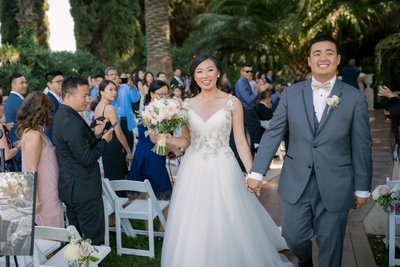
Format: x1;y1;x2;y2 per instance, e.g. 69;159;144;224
184;0;400;82
145;0;172;77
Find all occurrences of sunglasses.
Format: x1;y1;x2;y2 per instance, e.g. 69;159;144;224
243;70;253;74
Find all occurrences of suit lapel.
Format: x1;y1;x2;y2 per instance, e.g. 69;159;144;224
302;79;315;134
315;80;343;136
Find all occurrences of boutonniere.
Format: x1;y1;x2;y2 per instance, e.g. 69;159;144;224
326;95;341;113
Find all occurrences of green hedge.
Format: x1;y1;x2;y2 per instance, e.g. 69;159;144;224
0;33;106;95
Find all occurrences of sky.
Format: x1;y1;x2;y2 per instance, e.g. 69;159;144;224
47;0;76;52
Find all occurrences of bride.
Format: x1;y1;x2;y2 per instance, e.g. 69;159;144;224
161;54;293;267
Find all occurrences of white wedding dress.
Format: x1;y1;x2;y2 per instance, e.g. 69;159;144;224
161;96;293;267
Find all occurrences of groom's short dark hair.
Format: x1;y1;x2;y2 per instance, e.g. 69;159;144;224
307;34;339;55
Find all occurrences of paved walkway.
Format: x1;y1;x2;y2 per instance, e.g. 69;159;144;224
258;109;392;266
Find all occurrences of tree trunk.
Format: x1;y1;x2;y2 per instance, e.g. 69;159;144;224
145;0;172;78
287;57;310;83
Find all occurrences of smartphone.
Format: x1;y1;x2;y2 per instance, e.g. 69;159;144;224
120;78;128;84
96;116;106;121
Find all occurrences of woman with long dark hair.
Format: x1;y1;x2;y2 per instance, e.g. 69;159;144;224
161;55;292;267
17;91;64;227
94;80;132;189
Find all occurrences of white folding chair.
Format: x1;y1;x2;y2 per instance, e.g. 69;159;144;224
33;225;111;267
386;177;400;267
103;178;169;258
102;179;137;246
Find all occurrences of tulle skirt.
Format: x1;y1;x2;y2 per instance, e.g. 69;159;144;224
161;148;293;267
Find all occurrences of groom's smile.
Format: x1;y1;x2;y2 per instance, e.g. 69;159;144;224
308;40;341;82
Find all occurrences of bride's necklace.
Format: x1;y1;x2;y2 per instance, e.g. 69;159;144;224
199;90;220;101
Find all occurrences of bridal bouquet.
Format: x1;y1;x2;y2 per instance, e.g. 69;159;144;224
372;184;400;213
139;98;188;155
63;234;98;267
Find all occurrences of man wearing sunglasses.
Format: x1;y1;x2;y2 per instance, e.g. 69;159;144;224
234;62;266;155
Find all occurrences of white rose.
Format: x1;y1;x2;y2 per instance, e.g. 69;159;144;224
64;243;81;262
79;242;94;257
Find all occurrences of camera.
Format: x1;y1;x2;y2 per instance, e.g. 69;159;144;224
120;77;128;84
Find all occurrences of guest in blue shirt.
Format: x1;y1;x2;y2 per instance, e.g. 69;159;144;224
234;63;267;154
105;67;140;151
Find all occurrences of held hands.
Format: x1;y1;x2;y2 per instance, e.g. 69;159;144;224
246;177;262;196
354;196;368;209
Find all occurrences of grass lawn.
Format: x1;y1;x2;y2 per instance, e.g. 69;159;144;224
102;224;392;266
101;220;162;267
368;234;400;267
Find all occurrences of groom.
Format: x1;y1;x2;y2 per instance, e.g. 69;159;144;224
247;34;372;267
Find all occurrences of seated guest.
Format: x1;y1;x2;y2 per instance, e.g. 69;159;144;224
17;92;64;227
129;80;173;200
255;90;273;130
0;95;19;172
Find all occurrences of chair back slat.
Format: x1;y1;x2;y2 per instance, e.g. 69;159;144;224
109;180;148;193
35;226;80;242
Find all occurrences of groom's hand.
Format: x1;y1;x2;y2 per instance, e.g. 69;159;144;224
354;196;368;209
246;178;262;196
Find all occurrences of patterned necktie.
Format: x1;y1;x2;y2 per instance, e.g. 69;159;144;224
311;80;331;92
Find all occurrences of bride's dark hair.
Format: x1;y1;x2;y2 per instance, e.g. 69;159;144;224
189;54;224;96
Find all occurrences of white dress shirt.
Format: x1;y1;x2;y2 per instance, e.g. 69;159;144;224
10;91;24;100
312;76;336;122
48;90;62;103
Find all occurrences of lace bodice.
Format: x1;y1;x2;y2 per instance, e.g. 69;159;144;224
186;96;236;156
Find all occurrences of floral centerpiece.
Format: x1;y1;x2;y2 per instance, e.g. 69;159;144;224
372;184;400;213
139;98;188;156
63;234;98;267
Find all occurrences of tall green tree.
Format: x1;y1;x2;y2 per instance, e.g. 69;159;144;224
69;0;144;71
144;0;172;76
185;0;400;81
0;0;20;45
15;0;49;48
0;0;49;47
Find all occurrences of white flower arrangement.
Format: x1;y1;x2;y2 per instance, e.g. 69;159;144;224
64;234;98;267
139;98;188;155
326;95;340;113
372;184;400;213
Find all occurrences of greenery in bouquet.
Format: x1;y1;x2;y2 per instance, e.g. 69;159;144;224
372;184;400;213
63;234;98;267
139;98;188;155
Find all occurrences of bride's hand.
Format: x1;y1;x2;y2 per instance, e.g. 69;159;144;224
246;177;262;196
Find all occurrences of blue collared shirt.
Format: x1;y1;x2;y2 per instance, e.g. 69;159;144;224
111;84;140;131
234;76;259;108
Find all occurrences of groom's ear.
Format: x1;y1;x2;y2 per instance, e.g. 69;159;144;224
337;54;341;67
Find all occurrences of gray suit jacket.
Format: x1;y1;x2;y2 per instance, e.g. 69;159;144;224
251;79;372;212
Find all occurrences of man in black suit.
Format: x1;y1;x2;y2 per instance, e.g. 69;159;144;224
45;70;64;142
53;76;113;245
